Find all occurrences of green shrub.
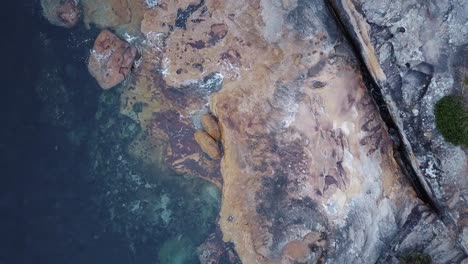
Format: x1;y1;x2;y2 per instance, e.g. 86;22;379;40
434;95;468;147
400;252;432;264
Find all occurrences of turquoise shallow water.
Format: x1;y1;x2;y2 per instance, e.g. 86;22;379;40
0;1;220;263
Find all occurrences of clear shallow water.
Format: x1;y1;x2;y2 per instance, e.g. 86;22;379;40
0;1;220;263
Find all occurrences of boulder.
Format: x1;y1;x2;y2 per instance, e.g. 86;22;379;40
201;114;221;141
194;130;221;160
88;30;137;89
41;0;81;28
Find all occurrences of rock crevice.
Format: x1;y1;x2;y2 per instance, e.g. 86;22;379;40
326;0;467;261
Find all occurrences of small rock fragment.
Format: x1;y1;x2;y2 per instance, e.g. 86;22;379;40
41;0;81;28
201;114;221;141
194;130;221;159
88;30;137;89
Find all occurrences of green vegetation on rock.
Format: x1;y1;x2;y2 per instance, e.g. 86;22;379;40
400;252;432;264
434;95;468;147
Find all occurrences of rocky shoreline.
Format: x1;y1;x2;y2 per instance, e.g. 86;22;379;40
40;0;467;263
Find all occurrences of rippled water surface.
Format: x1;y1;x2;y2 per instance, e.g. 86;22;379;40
0;1;220;263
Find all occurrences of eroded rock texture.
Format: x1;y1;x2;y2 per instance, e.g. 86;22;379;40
329;0;468;260
71;0;466;263
204;1;420;262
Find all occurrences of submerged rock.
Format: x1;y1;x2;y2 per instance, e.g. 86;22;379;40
81;0;149;34
41;0;81;28
81;0;130;28
88;30;137;89
197;228;242;264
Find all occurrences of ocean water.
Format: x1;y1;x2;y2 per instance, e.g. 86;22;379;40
0;1;220;263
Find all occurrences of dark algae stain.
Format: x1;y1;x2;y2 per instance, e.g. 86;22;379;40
175;0;205;30
434;95;468;147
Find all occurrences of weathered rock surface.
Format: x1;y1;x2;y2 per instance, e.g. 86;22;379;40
41;0;81;28
202;1;422;261
329;0;468;258
88;30;137;89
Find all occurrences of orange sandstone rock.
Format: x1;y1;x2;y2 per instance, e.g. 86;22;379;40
194;130;221;160
281;240;311;263
88;30;137;89
201;114;221;141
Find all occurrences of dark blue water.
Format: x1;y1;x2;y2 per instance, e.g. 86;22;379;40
0;1;220;263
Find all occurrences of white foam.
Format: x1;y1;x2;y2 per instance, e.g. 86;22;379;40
145;0;158;8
